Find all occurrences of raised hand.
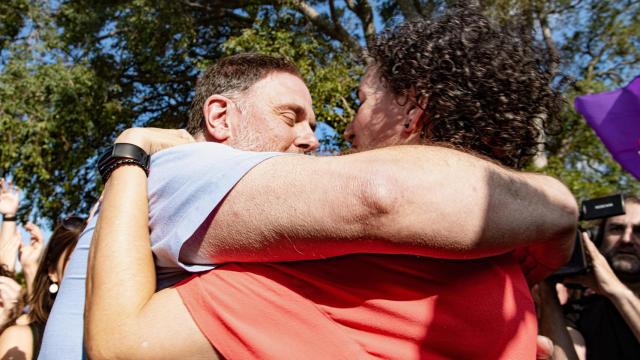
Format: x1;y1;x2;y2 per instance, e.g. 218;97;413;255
565;232;625;296
0;276;23;328
20;223;45;272
0;178;20;217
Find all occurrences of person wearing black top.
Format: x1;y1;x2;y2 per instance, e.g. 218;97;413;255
539;196;640;359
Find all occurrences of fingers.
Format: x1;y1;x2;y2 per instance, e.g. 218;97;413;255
0;179;19;195
536;335;554;360
581;232;603;260
0;178;20;201
177;129;195;142
24;222;43;244
0;276;21;292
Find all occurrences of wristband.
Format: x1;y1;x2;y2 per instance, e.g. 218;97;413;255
98;143;150;181
2;215;17;222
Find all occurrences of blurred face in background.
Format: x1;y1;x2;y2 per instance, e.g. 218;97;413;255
601;202;640;281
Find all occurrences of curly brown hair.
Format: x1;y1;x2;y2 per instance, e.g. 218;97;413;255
368;7;562;168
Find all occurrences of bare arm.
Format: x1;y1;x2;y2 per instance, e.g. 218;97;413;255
121;128;577;268
191;145;577;265
85;164;217;360
608;286;640;341
536;281;581;360
0;325;34;360
0;179;20;272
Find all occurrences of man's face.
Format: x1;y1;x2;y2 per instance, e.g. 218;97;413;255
343;67;418;151
228;72;318;154
601;202;640;279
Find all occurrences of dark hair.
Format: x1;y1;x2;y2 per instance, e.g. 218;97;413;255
368;7;562;168
186;53;302;135
29;217;85;325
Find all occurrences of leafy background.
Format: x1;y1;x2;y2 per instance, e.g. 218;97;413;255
1;0;638;225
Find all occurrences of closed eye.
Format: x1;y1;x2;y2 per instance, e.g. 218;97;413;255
280;112;296;125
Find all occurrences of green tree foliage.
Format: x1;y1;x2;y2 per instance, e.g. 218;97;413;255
1;1;129;222
0;0;638;222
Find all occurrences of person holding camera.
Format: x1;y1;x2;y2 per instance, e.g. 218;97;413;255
538;195;640;359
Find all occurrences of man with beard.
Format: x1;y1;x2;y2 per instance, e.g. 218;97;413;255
85;8;577;360
537;195;640;359
567;196;640;359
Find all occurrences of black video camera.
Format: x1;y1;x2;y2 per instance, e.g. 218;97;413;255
550;194;625;280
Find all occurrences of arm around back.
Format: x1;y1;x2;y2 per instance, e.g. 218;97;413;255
188;144;578;263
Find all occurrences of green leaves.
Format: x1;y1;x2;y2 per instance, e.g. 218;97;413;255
1;0;639;222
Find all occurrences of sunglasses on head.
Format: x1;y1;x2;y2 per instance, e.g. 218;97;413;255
59;216;86;232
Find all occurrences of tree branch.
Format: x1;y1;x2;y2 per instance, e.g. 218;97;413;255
328;0;340;26
345;0;377;52
548;0;584;15
284;0;363;58
536;10;559;76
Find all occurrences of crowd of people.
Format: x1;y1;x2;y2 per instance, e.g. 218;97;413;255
0;178;90;358
0;5;638;360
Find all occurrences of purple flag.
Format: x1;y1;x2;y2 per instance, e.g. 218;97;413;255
575;76;640;180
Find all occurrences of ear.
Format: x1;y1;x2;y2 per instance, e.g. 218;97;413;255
403;90;428;134
203;95;235;142
48;268;59;284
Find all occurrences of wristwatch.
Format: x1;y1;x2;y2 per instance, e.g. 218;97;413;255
98;143;150;181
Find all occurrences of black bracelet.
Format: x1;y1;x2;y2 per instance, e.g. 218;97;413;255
98;143;150;181
101;159;149;182
2;215;17;222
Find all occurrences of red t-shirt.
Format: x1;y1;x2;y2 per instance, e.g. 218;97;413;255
177;253;536;359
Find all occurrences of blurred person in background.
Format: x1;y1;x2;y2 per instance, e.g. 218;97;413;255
0;223;44;334
0;177;26;335
0;178;21;273
0;215;84;360
0;271;24;334
538;195;640;359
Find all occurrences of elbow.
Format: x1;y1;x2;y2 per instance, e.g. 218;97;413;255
357;170;402;222
541;177;579;262
85;322;130;360
85;337;113;360
552;179;579;241
85;334;136;360
353;169;415;246
85;326;117;360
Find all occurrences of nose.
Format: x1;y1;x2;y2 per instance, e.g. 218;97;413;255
295;125;320;153
343;122;355;143
622;225;634;244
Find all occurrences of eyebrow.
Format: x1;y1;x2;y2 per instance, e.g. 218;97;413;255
608;222;626;227
274;103;316;130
